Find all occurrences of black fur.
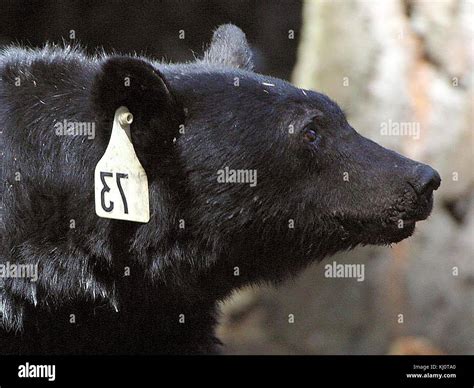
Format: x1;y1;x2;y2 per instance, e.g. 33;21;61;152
0;25;440;354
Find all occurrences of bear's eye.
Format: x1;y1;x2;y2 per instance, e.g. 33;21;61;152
303;124;318;143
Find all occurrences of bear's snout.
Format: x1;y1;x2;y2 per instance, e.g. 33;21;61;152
408;164;441;199
401;164;441;223
377;163;440;235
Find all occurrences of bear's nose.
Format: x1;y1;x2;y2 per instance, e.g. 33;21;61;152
410;164;441;196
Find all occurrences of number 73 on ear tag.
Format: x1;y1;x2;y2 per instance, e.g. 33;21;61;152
94;106;150;223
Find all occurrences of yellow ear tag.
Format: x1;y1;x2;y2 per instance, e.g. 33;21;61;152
94;106;150;223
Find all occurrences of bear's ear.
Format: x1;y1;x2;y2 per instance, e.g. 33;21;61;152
202;24;254;71
91;56;183;159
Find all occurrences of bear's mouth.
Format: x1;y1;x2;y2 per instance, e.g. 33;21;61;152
372;192;434;244
388;191;434;223
340;191;435;246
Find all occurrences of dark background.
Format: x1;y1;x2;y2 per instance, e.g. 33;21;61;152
0;0;302;80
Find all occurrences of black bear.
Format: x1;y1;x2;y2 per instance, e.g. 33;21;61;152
0;24;440;354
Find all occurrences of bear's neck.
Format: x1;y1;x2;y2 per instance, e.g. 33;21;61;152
15;268;222;354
